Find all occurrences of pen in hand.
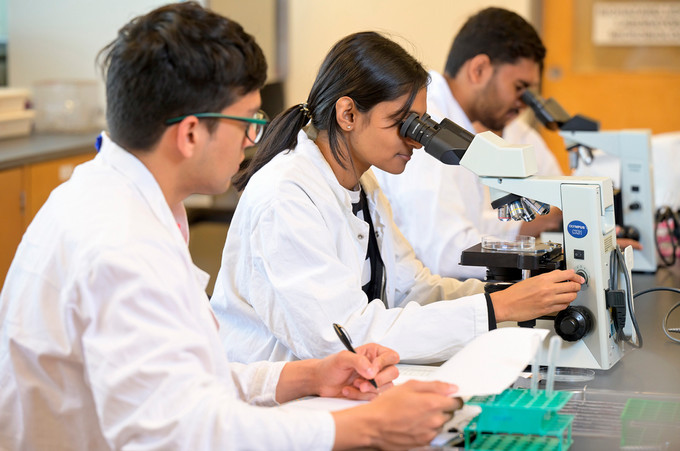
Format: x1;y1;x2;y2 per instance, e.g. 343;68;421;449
333;323;378;389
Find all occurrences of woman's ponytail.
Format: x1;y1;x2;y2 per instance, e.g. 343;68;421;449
232;103;311;191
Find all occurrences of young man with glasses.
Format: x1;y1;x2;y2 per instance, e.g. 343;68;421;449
0;3;460;449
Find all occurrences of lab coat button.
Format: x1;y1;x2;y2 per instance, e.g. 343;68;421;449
358;234;364;240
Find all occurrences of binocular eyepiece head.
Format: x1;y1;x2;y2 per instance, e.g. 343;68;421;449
398;112;474;166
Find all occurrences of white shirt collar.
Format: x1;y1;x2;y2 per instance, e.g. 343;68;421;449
428;70;475;133
97;132;190;244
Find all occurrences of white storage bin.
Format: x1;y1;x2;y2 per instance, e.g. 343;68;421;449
0;110;36;139
0;88;30;115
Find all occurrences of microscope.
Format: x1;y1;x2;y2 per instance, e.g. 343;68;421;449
400;113;639;370
520;89;657;273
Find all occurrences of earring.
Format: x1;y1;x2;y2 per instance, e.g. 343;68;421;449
347;125;352;129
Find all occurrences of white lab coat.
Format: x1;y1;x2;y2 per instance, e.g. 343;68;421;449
0;133;334;451
211;129;489;365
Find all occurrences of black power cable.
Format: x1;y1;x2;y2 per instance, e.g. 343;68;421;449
609;247;642;348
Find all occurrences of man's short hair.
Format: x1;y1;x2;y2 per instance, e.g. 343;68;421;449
444;7;545;78
99;2;267;150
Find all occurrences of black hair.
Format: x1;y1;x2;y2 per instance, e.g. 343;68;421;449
233;31;429;191
97;1;267;151
444;7;546;78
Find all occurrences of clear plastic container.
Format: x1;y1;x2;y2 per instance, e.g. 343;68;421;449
481;234;536;251
561;388;680;448
32;80;104;133
540;367;595;383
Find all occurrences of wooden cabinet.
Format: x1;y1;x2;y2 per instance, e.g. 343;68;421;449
0;153;94;286
0;167;25;285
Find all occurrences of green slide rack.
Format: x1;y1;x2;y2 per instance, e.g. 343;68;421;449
464;388;574;450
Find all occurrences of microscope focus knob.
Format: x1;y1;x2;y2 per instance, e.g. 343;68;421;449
554;306;593;342
575;269;588;285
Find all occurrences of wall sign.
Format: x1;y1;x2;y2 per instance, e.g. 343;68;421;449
593;2;680;46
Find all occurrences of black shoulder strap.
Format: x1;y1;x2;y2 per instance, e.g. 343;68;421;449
360;188;385;302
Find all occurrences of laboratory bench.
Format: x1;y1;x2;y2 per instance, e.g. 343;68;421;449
560;265;680;450
574;265;680;394
445;265;680;451
0;132;99;285
1;132;678;448
0;132;99;171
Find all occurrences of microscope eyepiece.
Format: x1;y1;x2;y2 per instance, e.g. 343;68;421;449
398;113;474;166
520;89;570;131
520;89;599;132
399;113;439;147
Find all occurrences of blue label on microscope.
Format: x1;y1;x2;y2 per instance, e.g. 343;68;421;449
567;220;588;238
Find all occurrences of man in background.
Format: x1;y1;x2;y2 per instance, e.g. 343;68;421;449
376;7;563;280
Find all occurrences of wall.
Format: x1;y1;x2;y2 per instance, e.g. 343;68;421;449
7;0;205;103
285;0;535;105
0;0;7;41
209;0;281;82
7;0;534;112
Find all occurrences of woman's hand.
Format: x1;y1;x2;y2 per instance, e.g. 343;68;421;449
490;269;585;322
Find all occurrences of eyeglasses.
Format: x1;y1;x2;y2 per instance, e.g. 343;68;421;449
165;110;269;144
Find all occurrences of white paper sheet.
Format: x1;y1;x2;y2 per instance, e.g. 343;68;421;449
281;396;367;412
428;327;549;397
282;327;549;413
393;364;437;385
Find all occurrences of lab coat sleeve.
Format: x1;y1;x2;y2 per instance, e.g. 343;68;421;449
246;186;490;364
79;245;335;451
227;360;286;405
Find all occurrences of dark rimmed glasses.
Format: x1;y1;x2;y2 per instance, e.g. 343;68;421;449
165;110;269;144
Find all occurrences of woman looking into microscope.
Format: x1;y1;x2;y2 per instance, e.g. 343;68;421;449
210;31;585;365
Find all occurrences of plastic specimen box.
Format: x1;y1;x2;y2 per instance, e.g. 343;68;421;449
464;388;574;450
